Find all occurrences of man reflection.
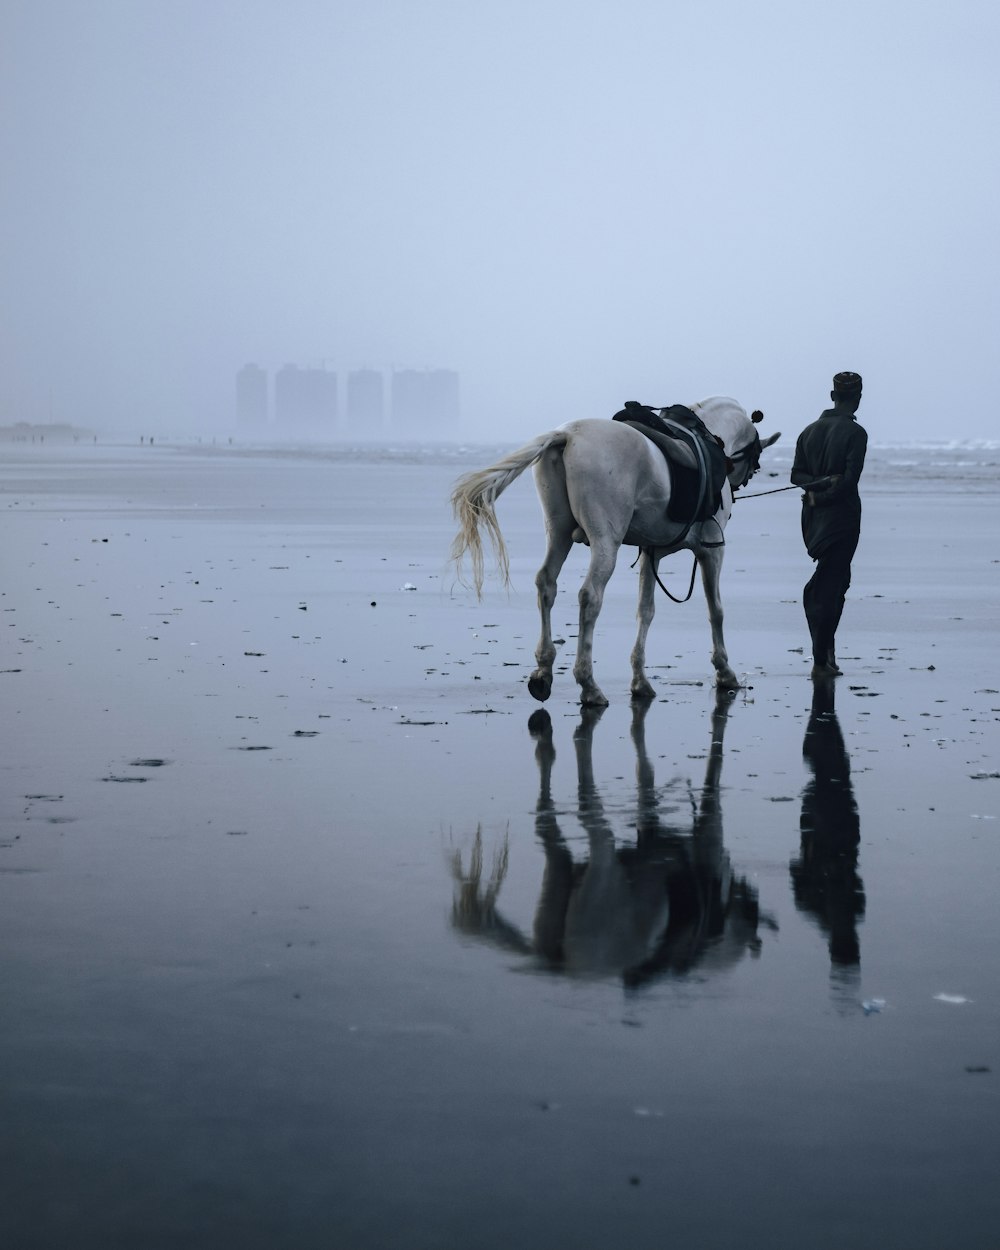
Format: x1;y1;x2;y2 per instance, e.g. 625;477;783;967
789;675;866;979
451;694;769;988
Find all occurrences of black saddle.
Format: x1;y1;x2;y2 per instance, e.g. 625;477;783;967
612;401;730;523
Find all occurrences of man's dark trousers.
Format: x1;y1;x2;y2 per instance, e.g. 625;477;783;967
803;534;859;666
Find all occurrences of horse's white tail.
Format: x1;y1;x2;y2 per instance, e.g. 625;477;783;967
450;429;568;597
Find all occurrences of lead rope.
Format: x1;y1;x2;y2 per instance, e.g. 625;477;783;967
735;477;829;501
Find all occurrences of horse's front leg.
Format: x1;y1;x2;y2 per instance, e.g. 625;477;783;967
574;542;618;706
529;530;573;702
630;551;658;702
698;546;740;689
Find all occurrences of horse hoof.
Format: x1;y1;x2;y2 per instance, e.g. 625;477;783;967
580;690;609;708
630;682;656;703
528;673;552;702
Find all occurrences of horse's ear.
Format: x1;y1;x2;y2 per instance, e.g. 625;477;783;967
751;409;764;423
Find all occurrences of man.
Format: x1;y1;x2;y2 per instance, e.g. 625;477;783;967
791;371;868;678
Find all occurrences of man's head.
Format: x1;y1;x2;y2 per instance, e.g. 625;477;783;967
831;371;862;410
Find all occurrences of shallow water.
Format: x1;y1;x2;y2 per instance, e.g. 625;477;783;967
2;441;999;1248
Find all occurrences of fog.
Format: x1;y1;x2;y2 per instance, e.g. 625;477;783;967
2;0;998;442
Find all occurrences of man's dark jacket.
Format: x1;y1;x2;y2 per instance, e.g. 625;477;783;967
791;410;868;558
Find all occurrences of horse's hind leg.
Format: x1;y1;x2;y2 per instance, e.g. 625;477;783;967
698;547;740;689
630;552;658;702
529;527;574;702
529;449;576;702
573;540;618;707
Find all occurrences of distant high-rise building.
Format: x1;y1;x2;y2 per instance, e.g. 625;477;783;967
347;369;384;431
302;367;337;431
274;364;304;427
390;368;460;431
236;363;268;429
274;364;337;431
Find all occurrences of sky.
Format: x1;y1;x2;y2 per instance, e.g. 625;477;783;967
2;0;998;442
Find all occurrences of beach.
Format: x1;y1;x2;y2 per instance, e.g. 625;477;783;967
2;436;999;1249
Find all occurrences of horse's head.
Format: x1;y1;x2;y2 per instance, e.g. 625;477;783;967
728;411;783;491
727;427;763;490
690;398;781;491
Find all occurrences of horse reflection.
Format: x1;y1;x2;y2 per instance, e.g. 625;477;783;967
451;695;770;987
789;676;866;971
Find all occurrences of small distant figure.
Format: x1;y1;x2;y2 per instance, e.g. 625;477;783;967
791;372;868;678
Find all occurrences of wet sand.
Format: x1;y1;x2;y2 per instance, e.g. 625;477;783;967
2;440;999;1248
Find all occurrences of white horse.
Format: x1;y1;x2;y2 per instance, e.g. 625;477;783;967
451;397;779;705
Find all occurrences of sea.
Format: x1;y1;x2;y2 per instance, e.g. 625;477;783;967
155;433;1000;490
